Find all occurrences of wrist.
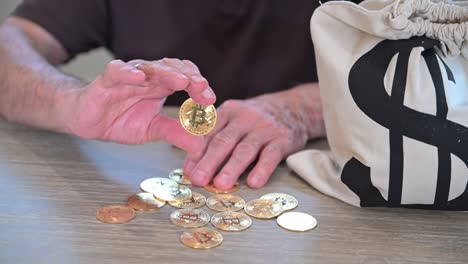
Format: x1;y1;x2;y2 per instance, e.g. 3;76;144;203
256;83;326;140
290;83;326;139
52;78;86;135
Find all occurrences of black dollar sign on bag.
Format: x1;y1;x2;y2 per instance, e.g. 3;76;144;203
341;36;468;210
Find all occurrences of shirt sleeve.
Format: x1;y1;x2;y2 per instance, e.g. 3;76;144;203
11;0;110;59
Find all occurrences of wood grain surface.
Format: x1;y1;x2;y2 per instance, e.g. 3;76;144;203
0;108;467;264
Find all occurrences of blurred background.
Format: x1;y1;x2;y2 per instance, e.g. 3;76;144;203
0;0;112;81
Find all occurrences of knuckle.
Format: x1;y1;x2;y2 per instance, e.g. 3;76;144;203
265;144;284;159
235;141;258;157
109;59;124;65
210;133;235;148
278;128;293;138
182;59;197;67
127;59;143;64
190;150;205;161
106;60;123;72
220;100;242;111
260;157;279;172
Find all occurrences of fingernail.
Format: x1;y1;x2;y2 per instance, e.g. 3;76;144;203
201;89;214;100
214;174;230;189
191;75;205;82
191;170;206;186
131;69;142;74
248;175;262;188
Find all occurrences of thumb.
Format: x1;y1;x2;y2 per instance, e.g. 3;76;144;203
148;114;205;153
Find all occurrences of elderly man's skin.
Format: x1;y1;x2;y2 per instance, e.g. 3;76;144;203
0;17;215;152
0;16;326;190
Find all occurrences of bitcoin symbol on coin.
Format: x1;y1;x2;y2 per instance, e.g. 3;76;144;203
181;213;199;221
179;98;217;136
183;197;195;206
189;105;207;128
217;200;234;208
343;36;468;210
222;216;240;225
196;233;212;243
274;197;286;206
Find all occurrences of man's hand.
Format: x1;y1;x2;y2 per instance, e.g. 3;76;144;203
183;83;325;189
65;58;216;152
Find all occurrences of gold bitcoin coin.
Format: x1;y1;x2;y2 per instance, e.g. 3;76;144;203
168;168;191;185
153;185;192;202
169;192;206;209
96;205;136;224
211;211;252;232
170;208;210;228
204;182;240;194
244;199;283;219
140;177;178;194
179;98;217;136
260;193;298;211
179;228;223;249
127;193;166;211
206;194;245;212
276;212;317;232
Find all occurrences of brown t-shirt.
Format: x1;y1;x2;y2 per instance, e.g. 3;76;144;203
13;0;320;106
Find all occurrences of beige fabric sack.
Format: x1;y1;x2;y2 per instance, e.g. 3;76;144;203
287;0;468;209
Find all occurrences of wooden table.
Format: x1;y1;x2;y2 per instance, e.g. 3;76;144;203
0;109;467;264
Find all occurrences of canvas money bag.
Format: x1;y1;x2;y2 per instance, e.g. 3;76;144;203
287;0;468;210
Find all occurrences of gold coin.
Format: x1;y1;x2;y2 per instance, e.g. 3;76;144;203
140;177;178;193
127;193;166;211
211;211;252;232
168;168;191;185
153;185;192;202
206;194;245;212
169;192;206;209
244;199;283;219
204;182;240;194
179;228;223;249
170;208;210;228
276;212;317;232
260;193;298;211
179;98;217;136
96;205;136;224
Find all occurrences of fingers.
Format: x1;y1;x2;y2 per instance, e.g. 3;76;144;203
246;140;285;189
213;130;271;189
183;110;230;175
134;60;191;92
189;122;250;187
148;114;205;154
162;58;216;105
102;60;146;86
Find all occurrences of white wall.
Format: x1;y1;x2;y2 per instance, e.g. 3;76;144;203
0;0;112;81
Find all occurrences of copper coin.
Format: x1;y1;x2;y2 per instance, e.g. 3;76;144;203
127;193;166;211
204;182;240;194
179;228;223;249
168;168;191;185
170;208;211;228
206;194;245;212
96;205;136;224
179;98;217;136
169;192;206;209
211;211;252;232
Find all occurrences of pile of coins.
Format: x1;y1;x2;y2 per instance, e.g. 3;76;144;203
96;168;318;249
